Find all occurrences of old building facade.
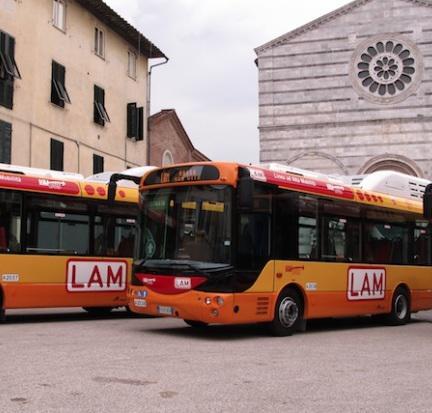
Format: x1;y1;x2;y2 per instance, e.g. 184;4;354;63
0;0;165;176
256;0;432;178
148;110;209;167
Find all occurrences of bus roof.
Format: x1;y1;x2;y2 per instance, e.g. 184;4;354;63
0;164;138;203
246;164;424;215
140;161;426;215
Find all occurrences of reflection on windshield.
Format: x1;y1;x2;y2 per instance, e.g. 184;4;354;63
140;185;232;264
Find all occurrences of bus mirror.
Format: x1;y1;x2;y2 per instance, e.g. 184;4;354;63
238;176;254;209
424;183;432;219
108;174;141;202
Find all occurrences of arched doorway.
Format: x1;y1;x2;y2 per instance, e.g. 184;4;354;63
286;151;349;175
359;154;423;177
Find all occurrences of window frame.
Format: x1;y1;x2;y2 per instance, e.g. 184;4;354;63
127;103;143;140
0;30;21;110
50;138;64;171
0;120;12;164
52;0;66;32
93;154;104;174
94;27;105;59
128;50;137;79
51;60;71;107
162;150;174;166
93;85;110;126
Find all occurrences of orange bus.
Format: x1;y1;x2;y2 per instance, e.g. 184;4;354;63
0;164;145;321
127;162;432;336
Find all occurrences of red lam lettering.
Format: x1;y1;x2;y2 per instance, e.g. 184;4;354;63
360;274;371;296
87;265;104;288
71;265;84;289
107;266;123;288
373;272;383;293
349;272;359;297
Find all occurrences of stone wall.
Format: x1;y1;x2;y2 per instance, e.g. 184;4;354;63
256;0;432;178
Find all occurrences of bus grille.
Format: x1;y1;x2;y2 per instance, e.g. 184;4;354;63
256;296;270;316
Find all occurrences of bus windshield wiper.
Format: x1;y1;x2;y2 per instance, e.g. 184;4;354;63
135;259;233;278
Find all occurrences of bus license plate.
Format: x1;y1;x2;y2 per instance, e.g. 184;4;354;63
157;305;173;315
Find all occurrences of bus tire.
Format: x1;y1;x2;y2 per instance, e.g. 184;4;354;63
386;287;411;326
82;306;113;315
184;319;208;328
269;288;303;336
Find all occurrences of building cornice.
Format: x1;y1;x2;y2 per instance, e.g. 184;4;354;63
255;0;432;55
75;0;166;59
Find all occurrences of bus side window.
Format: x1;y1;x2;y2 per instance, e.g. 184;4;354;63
413;221;431;265
238;213;270;271
115;217;136;257
298;195;318;260
363;209;409;264
26;197;89;255
95;204;137;257
273;192;298;260
321;217;361;262
0;190;22;253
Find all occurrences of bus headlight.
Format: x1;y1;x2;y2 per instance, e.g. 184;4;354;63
205;297;212;305
214;296;224;306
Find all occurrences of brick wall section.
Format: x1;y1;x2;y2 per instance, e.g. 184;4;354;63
256;0;432;178
148;110;209;167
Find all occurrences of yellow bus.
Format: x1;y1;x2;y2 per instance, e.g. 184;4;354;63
0;164;147;321
127;162;432;335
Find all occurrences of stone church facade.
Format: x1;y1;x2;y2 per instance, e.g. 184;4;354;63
255;0;432;178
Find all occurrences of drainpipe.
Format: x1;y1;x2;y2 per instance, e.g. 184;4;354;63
75;140;80;173
29;123;33;166
147;56;169;165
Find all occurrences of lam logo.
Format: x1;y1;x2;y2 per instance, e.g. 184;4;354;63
347;268;385;301
174;277;191;289
66;260;127;292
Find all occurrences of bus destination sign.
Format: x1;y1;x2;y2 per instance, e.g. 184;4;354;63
144;165;220;186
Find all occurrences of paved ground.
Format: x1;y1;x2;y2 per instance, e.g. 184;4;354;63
1;309;432;413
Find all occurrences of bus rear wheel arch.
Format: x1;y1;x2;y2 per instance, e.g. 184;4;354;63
387;285;411;326
269;286;305;336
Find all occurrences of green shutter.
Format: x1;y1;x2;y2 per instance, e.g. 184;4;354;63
0;120;12;164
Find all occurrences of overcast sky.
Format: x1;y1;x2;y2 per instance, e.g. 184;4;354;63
104;0;350;164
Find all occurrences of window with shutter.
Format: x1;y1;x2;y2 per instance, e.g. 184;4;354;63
94;85;110;126
50;139;64;171
0;120;12;164
51;61;71;107
93;154;104;174
126;102;144;140
0;30;21;109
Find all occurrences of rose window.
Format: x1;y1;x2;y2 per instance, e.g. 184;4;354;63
350;36;422;104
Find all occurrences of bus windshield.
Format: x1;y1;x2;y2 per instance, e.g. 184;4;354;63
139;185;232;265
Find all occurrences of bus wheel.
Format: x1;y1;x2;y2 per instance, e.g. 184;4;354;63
387;287;411;326
82;307;113;316
0;308;5;323
184;319;208;328
269;288;303;336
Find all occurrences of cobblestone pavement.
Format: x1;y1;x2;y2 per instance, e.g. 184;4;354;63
1;309;431;412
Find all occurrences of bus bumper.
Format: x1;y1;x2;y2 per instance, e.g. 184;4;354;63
128;286;275;324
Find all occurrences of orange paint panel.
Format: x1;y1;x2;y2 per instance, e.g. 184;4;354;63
128;287;276;324
305;291;391;319
411;290;432;312
0;255;132;309
3;284;128;309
